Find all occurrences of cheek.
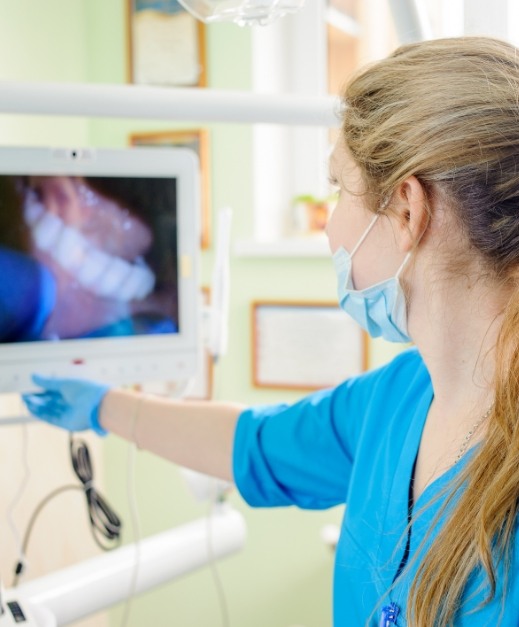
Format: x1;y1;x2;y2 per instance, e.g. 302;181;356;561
326;197;354;254
351;219;407;289
326;196;372;254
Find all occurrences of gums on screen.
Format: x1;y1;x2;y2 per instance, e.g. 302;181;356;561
0;175;179;343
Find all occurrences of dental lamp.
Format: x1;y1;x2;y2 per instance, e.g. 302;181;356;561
177;0;305;26
176;0;430;43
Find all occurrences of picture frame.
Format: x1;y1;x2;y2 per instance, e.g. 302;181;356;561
130;128;211;249
126;0;207;87
252;300;368;391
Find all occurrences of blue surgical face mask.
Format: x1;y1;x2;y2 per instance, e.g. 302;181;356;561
332;214;411;343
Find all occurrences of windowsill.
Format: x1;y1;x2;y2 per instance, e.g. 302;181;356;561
234;235;331;258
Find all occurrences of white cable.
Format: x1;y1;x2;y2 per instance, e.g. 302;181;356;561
206;502;230;627
6;399;32;580
171;376;197;399
119;395;143;627
205;348;230;627
209;208;232;362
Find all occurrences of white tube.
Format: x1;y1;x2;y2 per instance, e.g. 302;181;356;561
209;207;232;360
387;0;432;43
14;506;246;626
0;81;340;128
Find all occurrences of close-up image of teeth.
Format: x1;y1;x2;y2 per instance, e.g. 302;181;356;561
24;190;156;303
0;174;178;342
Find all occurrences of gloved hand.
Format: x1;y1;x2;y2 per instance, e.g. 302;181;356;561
22;374;110;436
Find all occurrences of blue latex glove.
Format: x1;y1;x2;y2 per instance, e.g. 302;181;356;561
22;374;110;436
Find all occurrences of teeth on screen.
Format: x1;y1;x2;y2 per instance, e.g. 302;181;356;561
32;213;63;251
132;265;156;300
24;198;45;227
76;249;112;288
96;258;133;298
53;226;88;273
30;209;157;302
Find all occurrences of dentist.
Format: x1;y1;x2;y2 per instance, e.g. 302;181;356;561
23;37;519;626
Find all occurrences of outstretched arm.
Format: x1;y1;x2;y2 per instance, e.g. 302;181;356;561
101;389;244;482
23;375;245;483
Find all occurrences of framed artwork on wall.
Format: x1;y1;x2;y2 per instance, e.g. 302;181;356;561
252;300;368;391
130;128;211;249
126;0;207;87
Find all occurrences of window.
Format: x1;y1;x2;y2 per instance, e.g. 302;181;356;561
247;0;399;254
242;0;510;256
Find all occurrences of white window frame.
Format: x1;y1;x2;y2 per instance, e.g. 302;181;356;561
249;0;330;248
244;0;515;256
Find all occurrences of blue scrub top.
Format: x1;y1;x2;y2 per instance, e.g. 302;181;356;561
233;348;519;626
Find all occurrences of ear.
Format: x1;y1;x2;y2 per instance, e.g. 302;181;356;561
389;175;429;253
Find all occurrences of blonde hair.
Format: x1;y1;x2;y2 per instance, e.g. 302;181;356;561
341;37;519;625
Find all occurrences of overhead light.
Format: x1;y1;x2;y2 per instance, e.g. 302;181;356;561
177;0;305;26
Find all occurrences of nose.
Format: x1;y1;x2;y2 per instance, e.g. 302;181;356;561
325;195;343;249
324;198;337;237
324;217;330;238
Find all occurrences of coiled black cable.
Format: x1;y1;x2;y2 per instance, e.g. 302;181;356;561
12;434;122;587
69;434;123;550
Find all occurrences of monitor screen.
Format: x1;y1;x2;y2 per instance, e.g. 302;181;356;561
0;147;200;393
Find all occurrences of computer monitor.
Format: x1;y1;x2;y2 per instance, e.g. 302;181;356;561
0;146;200;393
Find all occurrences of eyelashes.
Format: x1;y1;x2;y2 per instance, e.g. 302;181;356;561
328;176;341;198
328;175;340;188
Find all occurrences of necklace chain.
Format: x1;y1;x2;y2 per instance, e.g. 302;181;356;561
454;405;493;464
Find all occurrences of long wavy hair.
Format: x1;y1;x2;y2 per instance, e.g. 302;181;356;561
341;36;519;625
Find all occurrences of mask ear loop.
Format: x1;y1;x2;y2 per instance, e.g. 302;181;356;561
350;214;379;259
395;251;412;280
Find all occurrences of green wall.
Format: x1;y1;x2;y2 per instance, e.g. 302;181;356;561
0;2;403;625
0;0;89;146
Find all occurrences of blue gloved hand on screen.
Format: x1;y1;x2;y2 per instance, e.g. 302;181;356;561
22;374;110;436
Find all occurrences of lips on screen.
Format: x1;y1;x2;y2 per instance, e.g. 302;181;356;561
0;175;179;343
